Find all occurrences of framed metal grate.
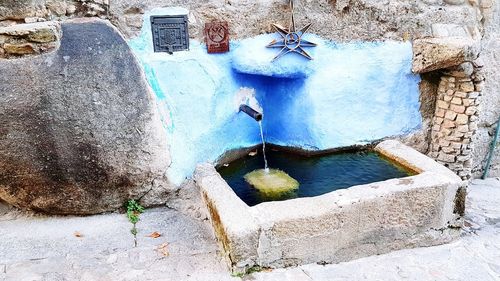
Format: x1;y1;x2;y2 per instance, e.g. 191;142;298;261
150;15;189;54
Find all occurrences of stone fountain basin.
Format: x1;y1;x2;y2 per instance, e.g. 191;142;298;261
194;140;465;272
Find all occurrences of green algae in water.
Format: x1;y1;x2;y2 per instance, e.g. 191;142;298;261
244;169;299;195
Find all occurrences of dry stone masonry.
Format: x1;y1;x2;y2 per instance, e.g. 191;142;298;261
429;66;484;179
0;21;60;58
0;0;108;27
0;0;110;59
412;21;489;180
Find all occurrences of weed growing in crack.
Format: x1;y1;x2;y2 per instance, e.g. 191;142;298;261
125;199;144;247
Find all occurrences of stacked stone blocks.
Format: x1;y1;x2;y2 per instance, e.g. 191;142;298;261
429;70;484;179
0;21;60;58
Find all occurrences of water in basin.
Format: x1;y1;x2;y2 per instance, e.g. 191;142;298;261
218;147;414;206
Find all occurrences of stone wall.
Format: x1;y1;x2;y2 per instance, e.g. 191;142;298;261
0;21;60;58
108;0;481;41
0;0;108;25
471;0;500;178
407;21;483;179
414;0;500;179
428;70;483;179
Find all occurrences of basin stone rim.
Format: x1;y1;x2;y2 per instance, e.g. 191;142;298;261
194;139;465;271
197;139;463;212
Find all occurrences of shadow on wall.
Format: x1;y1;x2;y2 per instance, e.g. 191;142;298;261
128;8;422;185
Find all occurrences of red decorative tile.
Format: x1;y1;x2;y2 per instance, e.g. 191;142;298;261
205;21;230;54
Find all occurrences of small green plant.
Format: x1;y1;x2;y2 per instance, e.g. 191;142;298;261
230;266;263;278
125;199;144;247
230;272;245;278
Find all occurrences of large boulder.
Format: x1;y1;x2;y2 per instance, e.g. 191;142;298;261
0;18;174;214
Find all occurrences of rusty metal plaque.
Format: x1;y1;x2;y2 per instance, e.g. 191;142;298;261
151;15;189;53
205;21;229;53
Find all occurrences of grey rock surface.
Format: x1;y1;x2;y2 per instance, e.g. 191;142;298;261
0;0;109;23
0;18;174;214
412;36;480;74
108;0;480;41
0;0;483;42
472;0;500;178
0;200;12;217
0;0;46;21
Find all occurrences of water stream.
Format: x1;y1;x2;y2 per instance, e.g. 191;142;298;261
258;120;269;172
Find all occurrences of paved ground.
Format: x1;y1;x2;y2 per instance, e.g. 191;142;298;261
0;178;499;281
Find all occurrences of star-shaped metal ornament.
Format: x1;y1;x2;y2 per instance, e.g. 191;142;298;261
267;0;317;62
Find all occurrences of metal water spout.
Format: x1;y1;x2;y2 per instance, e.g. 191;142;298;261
239;104;263;121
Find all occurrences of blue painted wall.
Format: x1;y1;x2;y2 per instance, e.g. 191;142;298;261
129;9;422;185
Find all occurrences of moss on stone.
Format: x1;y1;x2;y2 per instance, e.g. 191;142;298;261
28;28;57;43
244;169;299;195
